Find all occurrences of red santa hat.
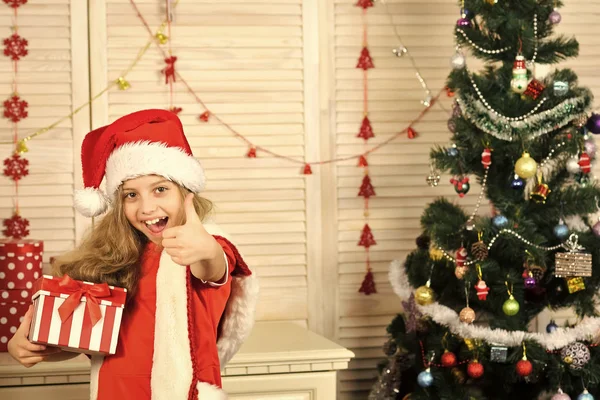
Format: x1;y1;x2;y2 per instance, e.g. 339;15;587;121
75;109;206;217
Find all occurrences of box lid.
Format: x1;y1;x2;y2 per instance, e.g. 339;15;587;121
32;275;127;308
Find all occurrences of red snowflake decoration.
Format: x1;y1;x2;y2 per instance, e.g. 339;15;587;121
3;213;29;239
3;153;29;181
3;95;28;122
3;33;28;61
168;106;182;115
3;0;27;8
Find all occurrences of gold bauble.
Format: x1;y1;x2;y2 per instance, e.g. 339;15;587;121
415;285;435;305
455;266;468;279
429;247;444;261
459;306;476;323
515;152;538;179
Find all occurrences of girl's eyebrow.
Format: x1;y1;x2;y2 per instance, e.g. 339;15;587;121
123;179;170;191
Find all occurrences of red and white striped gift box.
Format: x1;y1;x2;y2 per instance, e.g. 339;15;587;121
29;275;127;355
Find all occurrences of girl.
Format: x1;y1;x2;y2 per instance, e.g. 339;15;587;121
7;109;259;399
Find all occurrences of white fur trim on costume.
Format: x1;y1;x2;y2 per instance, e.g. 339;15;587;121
105;141;205;198
89;355;104;400
203;222;260;366
152;251;194;399
196;382;228;400
389;259;600;350
74;187;110;218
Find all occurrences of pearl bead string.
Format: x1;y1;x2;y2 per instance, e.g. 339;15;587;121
437;230;571;266
539;141;567;169
465;167;490;227
455;28;511;54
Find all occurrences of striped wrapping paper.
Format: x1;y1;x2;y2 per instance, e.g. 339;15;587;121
28;275;127;355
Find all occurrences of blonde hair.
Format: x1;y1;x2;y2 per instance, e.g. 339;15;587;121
53;183;213;297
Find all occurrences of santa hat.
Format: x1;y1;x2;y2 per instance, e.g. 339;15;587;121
75;109;205;217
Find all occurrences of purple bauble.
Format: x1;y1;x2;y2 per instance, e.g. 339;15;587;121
586;113;600;134
524;276;537;288
456;17;471;28
452;102;462;118
549;10;562;24
447;119;456;133
593;220;600;237
585;140;597;159
551;392;571;400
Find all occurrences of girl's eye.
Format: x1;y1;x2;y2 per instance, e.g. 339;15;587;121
156;186;168;193
124;192;136;199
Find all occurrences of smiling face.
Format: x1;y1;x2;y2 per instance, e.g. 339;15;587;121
121;175;185;244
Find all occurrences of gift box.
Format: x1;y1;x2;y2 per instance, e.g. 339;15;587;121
0;289;30;351
29;275;127;355
0;239;43;291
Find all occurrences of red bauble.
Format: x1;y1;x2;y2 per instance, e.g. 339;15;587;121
516;359;533;377
467;360;484;378
3;213;29;239
3;33;28;61
3;95;28;122
3;153;28;181
441;351;457;367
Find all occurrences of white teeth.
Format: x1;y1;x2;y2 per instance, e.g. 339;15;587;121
144;217;165;226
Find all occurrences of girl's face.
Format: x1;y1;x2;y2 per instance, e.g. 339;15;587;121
121;175;184;245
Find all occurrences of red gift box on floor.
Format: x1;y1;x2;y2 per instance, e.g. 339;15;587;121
0;289;30;351
0;239;43;291
29;275;127;355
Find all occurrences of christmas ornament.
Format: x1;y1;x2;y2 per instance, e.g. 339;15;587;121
457;17;471;28
475;269;489;301
463;338;480;351
530;174;551;204
459;306;475;323
356;47;374;70
303;164;313;175
429;246;444;261
450;176;470;197
561;342;590;370
579;153;591;174
358;224;377;248
586;113;600;134
566;277;585;293
447;118;456;133
247;147;257;158
415;281;435;305
485;0;498;4
455;247;468;267
421;95;433;108
451;52;466;69
471;232;488;261
566;157;581;174
3;213;29;239
452;102;462;117
502;282;519;316
199;111;210;122
524;79;545;100
575;114;590;128
516;344;533;377
3;154;28;181
510;55;529;94
549;9;562;24
168;107;182;115
3;0;28;8
358;155;368;167
426;166;441;187
447;144;459;157
355;0;374;9
554;234;592;277
515;152;537;179
357;116;374;140
392;46;408;57
417;368;433;387
116;77;130;91
383;339;398;356
481;147;492;169
16;139;28;155
358;269;376;295
401;293;422;333
492;215;508;228
490;345;508;363
455;266;468;280
441;351;457;367
155;31;168;45
585;139;596;159
554;220;570;240
467;360;484;378
524;272;536;289
451;367;466;384
577;389;594;400
407;127;418;139
554;80;569;96
3;95;28;123
511;174;525;190
552;389;572;400
3;33;28;61
162;56;177;84
546;320;558;333
358;175;376;197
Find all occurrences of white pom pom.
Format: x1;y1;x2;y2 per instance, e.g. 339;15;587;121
74;188;110;217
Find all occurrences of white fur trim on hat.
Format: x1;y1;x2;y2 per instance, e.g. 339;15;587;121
105;141;205;199
196;382;228;399
74;187;110;218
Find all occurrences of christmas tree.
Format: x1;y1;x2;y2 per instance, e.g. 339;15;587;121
369;1;600;399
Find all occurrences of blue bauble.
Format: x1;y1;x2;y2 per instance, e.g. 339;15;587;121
546;320;558;333
553;224;569;240
511;174;525;190
577;389;594;400
417;369;434;388
447;147;459;157
492;215;508;228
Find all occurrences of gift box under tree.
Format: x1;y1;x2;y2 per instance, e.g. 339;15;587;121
29;275;127;355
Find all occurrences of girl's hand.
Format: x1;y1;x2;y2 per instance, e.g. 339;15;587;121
162;193;221;266
7;305;62;368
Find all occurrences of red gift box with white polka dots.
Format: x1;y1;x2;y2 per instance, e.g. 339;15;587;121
0;289;30;351
0;239;43;291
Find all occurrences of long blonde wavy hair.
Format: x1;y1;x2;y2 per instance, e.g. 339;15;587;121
53;183;213;298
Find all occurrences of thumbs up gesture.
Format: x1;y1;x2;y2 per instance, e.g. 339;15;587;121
162;194;224;275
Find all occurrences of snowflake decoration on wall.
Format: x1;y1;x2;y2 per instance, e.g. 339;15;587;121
3;213;29;239
3;0;28;8
3;33;28;61
3;153;29;181
3;95;28;122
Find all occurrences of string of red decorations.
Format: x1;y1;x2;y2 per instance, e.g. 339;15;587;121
419;340;471;368
162;0;179;115
356;0;377;296
2;0;29;239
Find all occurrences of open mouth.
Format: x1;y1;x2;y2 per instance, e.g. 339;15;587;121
143;216;169;235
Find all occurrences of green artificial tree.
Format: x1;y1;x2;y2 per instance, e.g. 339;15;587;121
369;0;600;399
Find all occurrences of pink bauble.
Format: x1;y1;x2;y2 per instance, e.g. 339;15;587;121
549;10;562;24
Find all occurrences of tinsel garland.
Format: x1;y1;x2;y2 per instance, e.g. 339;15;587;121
456;92;592;142
389;259;600;350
